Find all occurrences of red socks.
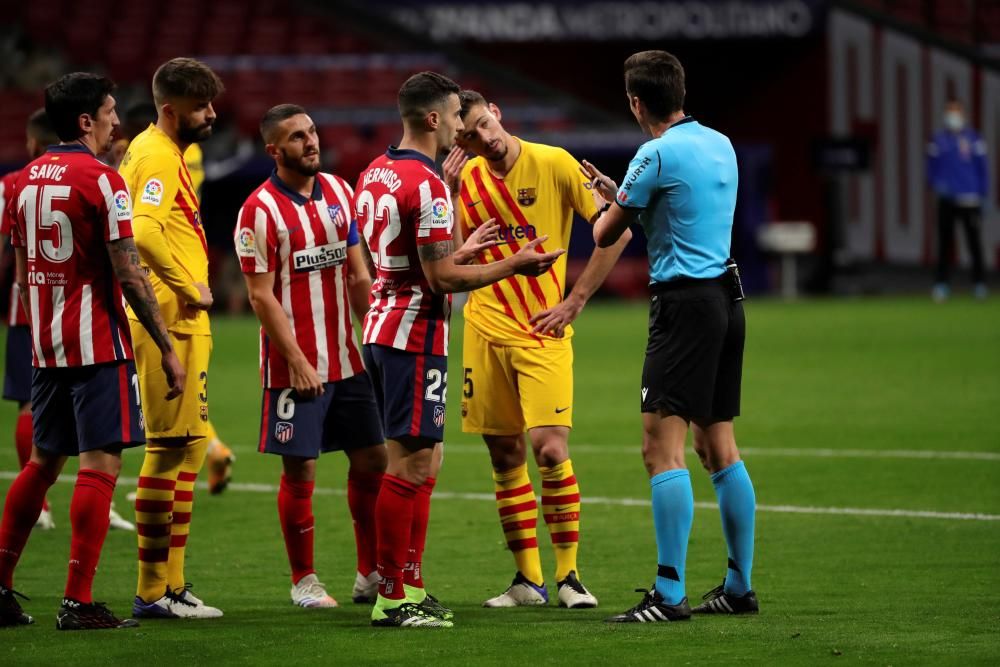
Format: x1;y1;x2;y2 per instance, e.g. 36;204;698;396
278;475;315;585
0;461;57;588
64;469;116;604
404;476;436;589
13;413;46;512
347;469;382;577
14;412;32;469
375;474;418;600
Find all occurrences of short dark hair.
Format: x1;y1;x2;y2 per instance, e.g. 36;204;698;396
152;57;224;105
26;108;59;146
458;89;487;120
260;103;308;143
44;72;116;142
623;51;685;120
123;102;158;140
398;71;460;125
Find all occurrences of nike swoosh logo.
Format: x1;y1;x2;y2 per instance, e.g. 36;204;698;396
467;200;481;208
555;407;570;413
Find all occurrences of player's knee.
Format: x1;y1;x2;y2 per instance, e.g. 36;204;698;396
531;438;568;468
282;455;316;481
692;436;712;471
485;435;525;471
29;447;63;475
642;435;684;476
350;444;388;474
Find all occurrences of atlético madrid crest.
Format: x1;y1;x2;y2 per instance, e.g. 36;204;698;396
275;421;294;443
328;204;345;226
433;405;446;428
517;187;537;206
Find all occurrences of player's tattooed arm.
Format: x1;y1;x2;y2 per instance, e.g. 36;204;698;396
107;237;173;354
417;239;455;263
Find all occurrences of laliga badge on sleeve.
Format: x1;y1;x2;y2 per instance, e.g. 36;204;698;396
141;179;164;206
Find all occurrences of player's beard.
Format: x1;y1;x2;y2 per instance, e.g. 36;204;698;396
283;149;321;177
178;117;214;144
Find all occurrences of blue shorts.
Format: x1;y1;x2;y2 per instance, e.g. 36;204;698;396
4;325;32;404
363;344;448;444
32;360;146;455
258;371;383;458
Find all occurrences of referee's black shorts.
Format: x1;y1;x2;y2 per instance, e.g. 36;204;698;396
641;276;745;421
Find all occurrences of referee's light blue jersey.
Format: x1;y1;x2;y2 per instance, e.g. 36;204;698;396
616;117;738;283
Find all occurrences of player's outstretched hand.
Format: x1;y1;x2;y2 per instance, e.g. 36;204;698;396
511;235;565;277
581;160;618;209
161;349;186;400
456;218;500;264
443;146;469;193
290;357;324;399
529;295;584;338
190;282;214;310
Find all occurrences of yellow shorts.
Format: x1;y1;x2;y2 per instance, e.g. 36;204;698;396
461;321;573;435
130;323;211;439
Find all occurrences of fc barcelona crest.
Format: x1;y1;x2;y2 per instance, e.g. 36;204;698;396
275;421;294;443
433;405;446;428
517;187;537;206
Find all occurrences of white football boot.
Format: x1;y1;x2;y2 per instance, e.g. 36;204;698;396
483;572;548;607
556;571;598;608
352;571;379;604
291;574;338;608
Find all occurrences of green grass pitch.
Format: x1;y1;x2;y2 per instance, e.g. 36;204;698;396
1;297;998;664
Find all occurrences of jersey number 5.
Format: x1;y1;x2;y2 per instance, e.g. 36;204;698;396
17;184;74;263
356;190;410;271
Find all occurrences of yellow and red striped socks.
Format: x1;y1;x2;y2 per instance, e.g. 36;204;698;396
539;459;581;582
278;474;316;584
493;463;543;586
167;437;208;593
65;469;116;603
134;444;184;602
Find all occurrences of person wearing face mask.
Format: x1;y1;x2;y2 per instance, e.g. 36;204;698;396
927;99;989;301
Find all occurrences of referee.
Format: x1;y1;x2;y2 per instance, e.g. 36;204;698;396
585;51;758;623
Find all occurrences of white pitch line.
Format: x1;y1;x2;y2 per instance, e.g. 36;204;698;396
437;444;1000;461
219;442;1000;462
2;471;997;523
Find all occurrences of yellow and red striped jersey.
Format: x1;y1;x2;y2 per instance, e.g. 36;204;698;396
119;124;210;335
457;139;598;347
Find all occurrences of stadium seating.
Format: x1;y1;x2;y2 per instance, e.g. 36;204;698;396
0;0;579;165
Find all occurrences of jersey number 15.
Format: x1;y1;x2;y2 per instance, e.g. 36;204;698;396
17;184;74;263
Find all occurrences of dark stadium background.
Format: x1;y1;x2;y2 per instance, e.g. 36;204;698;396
1;0;997;301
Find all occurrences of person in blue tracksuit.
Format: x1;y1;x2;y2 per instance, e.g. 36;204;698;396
927;99;989;300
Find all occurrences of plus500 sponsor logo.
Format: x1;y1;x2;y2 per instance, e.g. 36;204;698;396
292;242;347;272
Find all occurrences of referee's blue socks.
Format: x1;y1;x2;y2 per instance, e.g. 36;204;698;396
711;460;756;596
650;468;693;605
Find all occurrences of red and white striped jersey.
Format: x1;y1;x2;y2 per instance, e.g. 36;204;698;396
235;171;365;388
355;148;454;356
0;169;29;327
6;144;134;367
